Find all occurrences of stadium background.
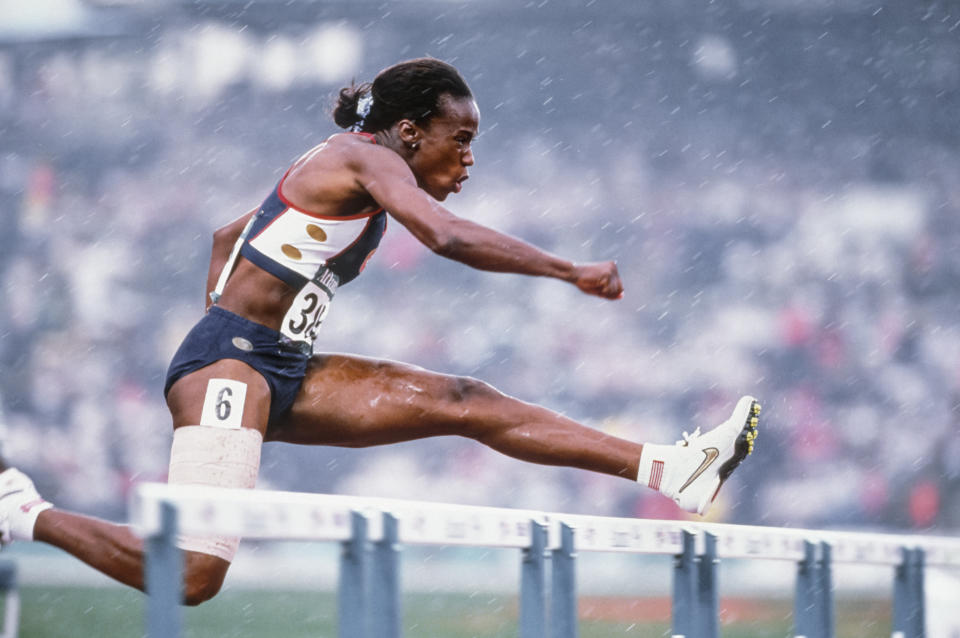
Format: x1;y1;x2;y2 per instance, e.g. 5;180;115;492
0;1;958;633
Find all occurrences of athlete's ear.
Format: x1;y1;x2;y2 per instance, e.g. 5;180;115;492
396;119;422;151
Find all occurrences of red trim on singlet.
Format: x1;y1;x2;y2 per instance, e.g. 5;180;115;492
275;132;384;221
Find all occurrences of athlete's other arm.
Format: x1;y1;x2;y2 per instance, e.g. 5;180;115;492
205;209;257;310
359;152;624;299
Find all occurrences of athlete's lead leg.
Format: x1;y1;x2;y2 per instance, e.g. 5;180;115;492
269;353;645;478
269;353;760;515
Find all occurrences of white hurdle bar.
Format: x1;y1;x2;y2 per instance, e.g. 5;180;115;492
130;483;960;638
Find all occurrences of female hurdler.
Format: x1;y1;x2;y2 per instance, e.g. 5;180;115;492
0;58;759;605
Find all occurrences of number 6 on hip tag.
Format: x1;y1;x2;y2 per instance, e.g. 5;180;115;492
200;378;248;429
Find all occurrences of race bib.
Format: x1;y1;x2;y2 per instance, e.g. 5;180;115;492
280;269;338;346
199;379;247;429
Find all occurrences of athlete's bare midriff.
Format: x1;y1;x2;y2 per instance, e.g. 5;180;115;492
216;258;300;332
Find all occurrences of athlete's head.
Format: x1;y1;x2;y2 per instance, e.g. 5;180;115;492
334;57;479;201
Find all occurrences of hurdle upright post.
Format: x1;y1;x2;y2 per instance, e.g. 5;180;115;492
550;522;578;638
912;548;926;638
0;559;19;638
520;519;548;638
370;512;402;638
696;531;719;638
144;501;182;638
893;547;926;638
818;542;835;638
672;529;698;638
794;540;819;638
339;511;370;638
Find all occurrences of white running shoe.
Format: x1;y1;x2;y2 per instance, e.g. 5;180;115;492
660;396;760;515
0;467;52;544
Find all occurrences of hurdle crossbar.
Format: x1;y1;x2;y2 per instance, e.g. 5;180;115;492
130;483;960;638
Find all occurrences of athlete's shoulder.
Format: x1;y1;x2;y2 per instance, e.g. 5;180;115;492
312;132;394;165
294;131;414;197
331;132;413;180
289;132;378;179
322;131;384;155
331;131;377;144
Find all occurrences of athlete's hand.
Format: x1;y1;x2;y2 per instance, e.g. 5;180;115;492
571;261;624;299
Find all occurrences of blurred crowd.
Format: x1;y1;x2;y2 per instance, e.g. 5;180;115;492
1;2;958;532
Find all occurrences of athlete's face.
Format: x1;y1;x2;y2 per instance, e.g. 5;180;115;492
409;95;479;201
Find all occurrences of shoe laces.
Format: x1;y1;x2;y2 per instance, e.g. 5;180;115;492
676;427;702;447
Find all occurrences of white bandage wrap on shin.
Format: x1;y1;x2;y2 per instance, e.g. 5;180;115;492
167;425;263;562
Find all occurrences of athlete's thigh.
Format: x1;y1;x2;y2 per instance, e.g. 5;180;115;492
166;359;272;436
268;353;469;446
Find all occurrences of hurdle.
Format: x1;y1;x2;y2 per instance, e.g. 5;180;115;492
130;483;960;638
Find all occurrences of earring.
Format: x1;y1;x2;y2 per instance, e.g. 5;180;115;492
410;141;420;151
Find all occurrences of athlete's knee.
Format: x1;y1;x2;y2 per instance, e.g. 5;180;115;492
440;375;511;441
182;552;229;606
445;375;499;404
380;361;499;404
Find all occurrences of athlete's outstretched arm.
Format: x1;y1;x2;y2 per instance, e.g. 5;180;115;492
205;209;258;310
358;150;623;299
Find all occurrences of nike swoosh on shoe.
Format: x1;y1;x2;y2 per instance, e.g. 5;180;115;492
678;447;719;493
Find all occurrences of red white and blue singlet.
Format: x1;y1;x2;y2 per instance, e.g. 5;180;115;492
212;133;387;348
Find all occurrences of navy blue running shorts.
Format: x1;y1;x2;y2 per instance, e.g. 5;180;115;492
164;306;310;428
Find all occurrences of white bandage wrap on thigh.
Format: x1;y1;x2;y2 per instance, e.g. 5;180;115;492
167;425;263;562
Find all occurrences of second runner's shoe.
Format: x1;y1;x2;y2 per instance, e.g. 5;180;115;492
0;467;53;544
